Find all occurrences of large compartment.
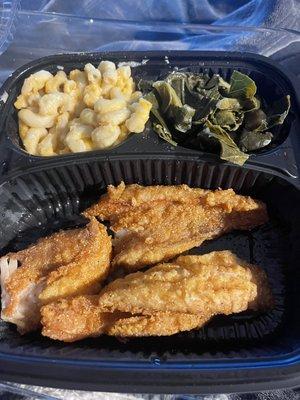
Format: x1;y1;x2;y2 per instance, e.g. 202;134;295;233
0;51;299;179
0;158;299;393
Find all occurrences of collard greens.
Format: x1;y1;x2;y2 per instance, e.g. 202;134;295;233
140;70;291;166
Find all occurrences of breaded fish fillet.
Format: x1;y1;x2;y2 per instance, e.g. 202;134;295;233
105;312;210;338
84;183;268;271
41;298;209;342
41;296;124;342
83;182;210;221
41;251;273;341
1;218;111;333
98;251;274;315
39;220;111;304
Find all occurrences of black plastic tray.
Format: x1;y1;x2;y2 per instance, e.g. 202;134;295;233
0;51;300;394
0;158;300;394
0;51;299;180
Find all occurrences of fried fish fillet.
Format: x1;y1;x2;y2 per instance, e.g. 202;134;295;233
0;218;111;333
41;251;273;341
83;182;210;221
83;183;268;271
98;251;274;315
39;220;112;304
41;295;208;341
41;296;123;342
105;312;210;338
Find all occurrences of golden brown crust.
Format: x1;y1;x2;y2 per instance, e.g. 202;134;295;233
106;312;211;337
1;219;112;333
41;298;209;341
5;219;98;305
83;183;268;271
41;251;273;342
39;220;112;304
41;295;125;342
98;251;274;316
83;182;209;221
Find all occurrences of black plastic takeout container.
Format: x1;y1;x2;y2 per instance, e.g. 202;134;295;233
0;51;300;394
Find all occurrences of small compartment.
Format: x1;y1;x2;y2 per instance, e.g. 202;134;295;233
0;157;299;393
0;51;299;179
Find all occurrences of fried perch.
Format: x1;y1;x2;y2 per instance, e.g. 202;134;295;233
39;220;112;304
0;218;111;333
41;302;210;342
83;183;268;271
83;182;210;221
41;296;207;341
98;251;274;316
41;299;209;341
105;312;210;337
41;251;273;341
41;296;124;342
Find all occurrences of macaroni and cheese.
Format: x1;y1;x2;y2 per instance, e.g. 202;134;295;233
14;61;152;156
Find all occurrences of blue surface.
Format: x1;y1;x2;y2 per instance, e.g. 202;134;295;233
18;0;300;54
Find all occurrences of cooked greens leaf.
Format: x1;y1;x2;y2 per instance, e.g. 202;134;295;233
211;110;244;131
184;74;227;124
186;73;210;92
166;72;186;103
168;104;195;133
182;87;217;124
244;96;290;132
218;76;231;92
144;91;159;109
244;109;267;131
152;121;177;146
239;130;273;151
203;75;221;90
153;81;182;114
228;70;257;99
240;97;261;112
186;127;221;152
138;79;154;92
152;80;195;133
205;120;249;165
144;92;177;146
219;136;249;165
216;97;241;111
192;96;219;124
266;95;291;129
212;110;237;126
196;78;221;99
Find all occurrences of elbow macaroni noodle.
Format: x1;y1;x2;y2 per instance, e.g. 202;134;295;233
14;61;152;156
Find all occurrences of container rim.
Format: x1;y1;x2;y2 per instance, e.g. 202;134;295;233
0;350;299;394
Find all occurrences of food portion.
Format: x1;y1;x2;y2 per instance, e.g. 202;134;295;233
41;295;125;343
0;218;111;333
42;295;209;341
0;183;273;342
84;182;268;271
105;312;210;338
39;219;112;305
97;251;274;316
14;61;152;156
14;61;290;164
41;251;274;342
141;70;291;165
